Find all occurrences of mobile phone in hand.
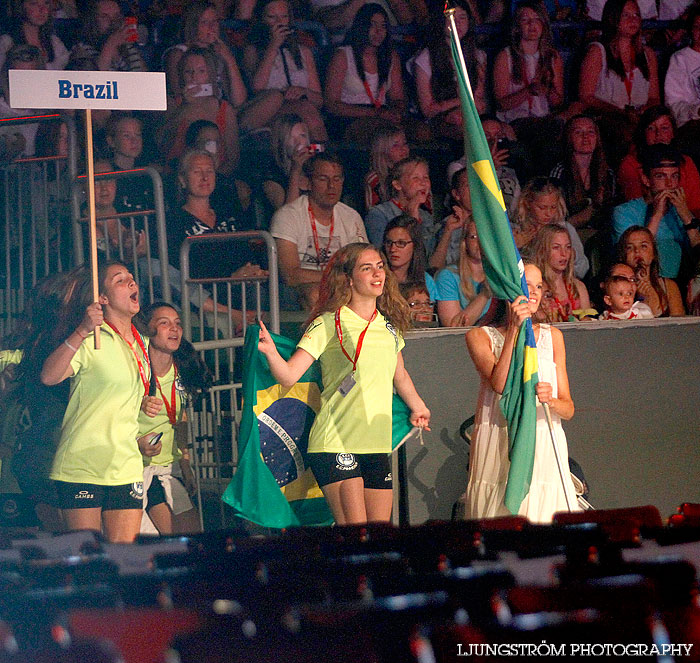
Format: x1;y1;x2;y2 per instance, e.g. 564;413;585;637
149;432;163;446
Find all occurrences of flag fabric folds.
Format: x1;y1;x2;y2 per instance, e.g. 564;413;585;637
222;326;416;527
448;17;540;513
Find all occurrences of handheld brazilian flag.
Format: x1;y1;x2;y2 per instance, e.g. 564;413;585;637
447;9;539;513
222;326;416;527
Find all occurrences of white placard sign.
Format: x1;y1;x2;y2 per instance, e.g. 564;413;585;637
9;69;167;110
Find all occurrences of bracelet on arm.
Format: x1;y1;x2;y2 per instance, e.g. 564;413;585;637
683;217;700;231
64;339;79;353
75;327;88;339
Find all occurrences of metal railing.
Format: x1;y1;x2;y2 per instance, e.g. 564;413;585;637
179;230;279;527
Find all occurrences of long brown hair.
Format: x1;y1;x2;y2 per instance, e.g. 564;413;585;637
509;0;557;87
530;224;577;299
306;243;412;333
601;0;649;81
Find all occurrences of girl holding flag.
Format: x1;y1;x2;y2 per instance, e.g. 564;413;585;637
465;263;579;524
258;242;430;525
40;261;150;543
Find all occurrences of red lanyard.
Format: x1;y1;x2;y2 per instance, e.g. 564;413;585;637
156;364;178;426
624;69;634;105
308;202;334;267
362;79;385;109
334;308;377;372
104;321;150;397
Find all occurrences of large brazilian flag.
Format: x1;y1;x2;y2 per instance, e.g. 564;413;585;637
222;326;415;527
448;14;540;513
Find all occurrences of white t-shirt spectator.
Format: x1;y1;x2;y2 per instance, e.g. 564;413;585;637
586;0;656;20
664;46;700;128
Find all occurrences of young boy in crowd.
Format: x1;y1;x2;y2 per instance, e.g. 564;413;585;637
599;274;654;320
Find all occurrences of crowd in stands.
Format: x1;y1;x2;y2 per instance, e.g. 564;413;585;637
1;0;700;328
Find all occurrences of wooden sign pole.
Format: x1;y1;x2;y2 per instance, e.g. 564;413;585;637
84;108;100;349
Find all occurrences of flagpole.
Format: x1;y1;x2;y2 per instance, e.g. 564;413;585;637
445;8;474;98
542;403;574;512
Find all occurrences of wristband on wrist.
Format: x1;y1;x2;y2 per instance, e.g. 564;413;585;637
75;327;88;339
683;217;700;231
64;339;79;353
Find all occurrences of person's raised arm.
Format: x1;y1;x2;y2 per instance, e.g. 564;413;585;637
258;319;315;387
41;303;103;386
393;351;431;429
535;326;574;420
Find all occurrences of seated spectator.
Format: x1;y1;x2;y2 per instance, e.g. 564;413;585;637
617;106;700;216
530;223;594;322
263;112;312;210
323;3;406;143
665;6;700;166
163;1;247;108
382;214;437;299
592;260;636;310
613;144;700;279
513;177;589;279
71;0;148;72
435;221;499;327
364;124;409;211
413;0;487;139
448;116;523;213
493;0;566;173
598;272;653;319
0;0;69;71
400;281;437;327
242;0;327;142
270;152;367;308
309;0;425;36
550;114;616;235
585;0;657;20
617;225;686;316
578;0;660;166
0;44;45;157
431;167;472;271
158;46;240;172
365;156;438;254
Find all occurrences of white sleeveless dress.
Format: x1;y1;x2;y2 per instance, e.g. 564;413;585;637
465;324;580;524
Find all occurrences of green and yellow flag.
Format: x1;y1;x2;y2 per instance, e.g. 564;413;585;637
448;14;540;513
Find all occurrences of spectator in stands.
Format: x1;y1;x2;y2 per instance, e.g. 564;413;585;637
530;223;594;321
271;152;368;309
613;144;700;279
598;272;653;319
158;46;240;172
431;167;472;271
71;0;148;72
323;3;406;143
593;260;639;310
617;225;686;315
550;114;616;234
40;261;149;543
0;44;45;158
0;0;69;71
310;0;425;35
365;156;438;254
435;221;498;327
617;106;700;216
578;0;660;166
665;6;700;166
585;0;657;20
513;177;589;279
137;302;207;535
163;1;247;108
400;281;437;327
382;215;437;300
242;0;327;142
413;0;487;139
364;124;409;211
263;112;312;210
492;0;566;173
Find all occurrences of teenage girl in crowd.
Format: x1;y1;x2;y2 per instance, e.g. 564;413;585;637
530;224;594;322
465;263;579;524
258;243;430;525
513;177;589;279
364;124;410;211
137;303;211;535
617;225;685;316
40;262;150;543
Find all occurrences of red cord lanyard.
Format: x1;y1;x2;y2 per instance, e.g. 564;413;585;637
308;202;334;267
390;198;405;212
362;79;385;109
624;68;634;105
156;364;178;426
104;322;150;397
334;308;377;372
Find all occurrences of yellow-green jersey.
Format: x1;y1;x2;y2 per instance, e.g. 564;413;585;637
137;362;186;467
50;324;149;485
297;306;404;454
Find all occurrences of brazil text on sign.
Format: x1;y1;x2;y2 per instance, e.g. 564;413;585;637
9;70;167;111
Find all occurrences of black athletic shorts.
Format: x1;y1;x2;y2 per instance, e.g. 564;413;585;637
145;475;167;511
54;480;144;510
306;452;392;489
